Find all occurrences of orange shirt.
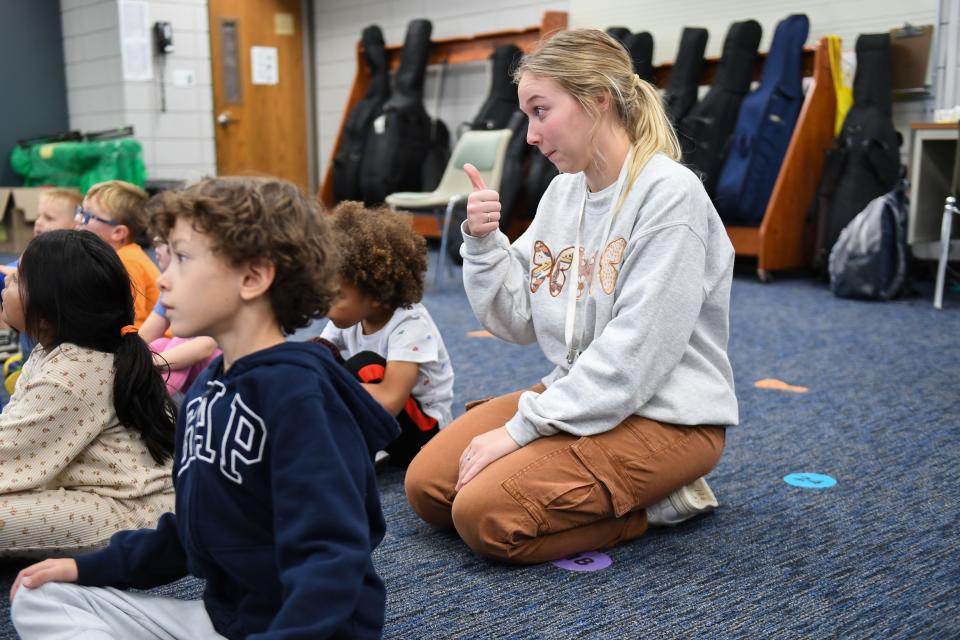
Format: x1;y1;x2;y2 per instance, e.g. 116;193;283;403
117;243;161;328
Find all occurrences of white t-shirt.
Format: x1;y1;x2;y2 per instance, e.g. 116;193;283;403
320;303;454;427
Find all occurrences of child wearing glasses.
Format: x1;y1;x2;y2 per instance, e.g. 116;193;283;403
76;181;160;328
11;177;398;639
0;229;176;555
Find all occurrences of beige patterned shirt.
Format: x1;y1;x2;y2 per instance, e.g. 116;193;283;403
0;343;173;498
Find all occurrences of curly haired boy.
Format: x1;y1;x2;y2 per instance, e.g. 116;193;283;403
11;177;399;639
320;201;454;467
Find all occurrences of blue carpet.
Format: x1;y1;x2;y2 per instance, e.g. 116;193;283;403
0;251;957;638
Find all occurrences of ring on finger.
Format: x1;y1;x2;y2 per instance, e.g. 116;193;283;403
485;214;491;223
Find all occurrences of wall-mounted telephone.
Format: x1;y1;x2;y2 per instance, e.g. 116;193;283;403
153;21;174;56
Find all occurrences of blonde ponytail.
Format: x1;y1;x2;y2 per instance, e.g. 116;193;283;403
619;74;681;210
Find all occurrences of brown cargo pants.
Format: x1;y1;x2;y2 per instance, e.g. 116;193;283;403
405;384;725;564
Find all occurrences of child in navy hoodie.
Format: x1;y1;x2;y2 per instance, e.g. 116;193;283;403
9;177;399;639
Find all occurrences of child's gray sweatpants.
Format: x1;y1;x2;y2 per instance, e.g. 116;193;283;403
11;581;227;639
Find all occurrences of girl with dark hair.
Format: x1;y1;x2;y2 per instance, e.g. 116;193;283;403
0;229;175;555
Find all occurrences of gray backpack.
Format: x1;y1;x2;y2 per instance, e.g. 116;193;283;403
828;181;909;300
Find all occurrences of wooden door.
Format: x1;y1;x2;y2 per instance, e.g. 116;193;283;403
208;0;309;191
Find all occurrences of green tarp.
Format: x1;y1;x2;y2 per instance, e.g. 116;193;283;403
10;138;146;193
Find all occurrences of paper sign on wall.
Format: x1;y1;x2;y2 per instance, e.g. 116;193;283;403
251;46;279;85
119;0;153;81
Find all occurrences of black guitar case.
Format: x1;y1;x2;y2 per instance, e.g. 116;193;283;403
525;152;559;220
606;27;631;45
360;19;434;205
626;31;655;84
679;19;762;195
445;111;531;265
497;110;531;227
332;26;389;203
471;45;523;130
420;118;450;192
606;27;655;83
664;27;708;125
812;33;901;273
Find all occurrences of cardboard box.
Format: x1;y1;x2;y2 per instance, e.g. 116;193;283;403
0;188;43;255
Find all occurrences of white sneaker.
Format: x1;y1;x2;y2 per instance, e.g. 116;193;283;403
374;450;390;470
646;477;719;526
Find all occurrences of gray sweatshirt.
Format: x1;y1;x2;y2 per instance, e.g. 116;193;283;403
461;154;739;446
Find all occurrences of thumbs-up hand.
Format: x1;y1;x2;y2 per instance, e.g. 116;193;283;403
464;163;501;238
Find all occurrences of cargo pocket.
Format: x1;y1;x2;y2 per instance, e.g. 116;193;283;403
501;438;637;537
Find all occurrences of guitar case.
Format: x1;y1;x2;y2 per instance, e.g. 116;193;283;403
714;14;810;225
420;118;450;192
606;27;631;45
679;19;762;195
445;111;530;265
664;27;708;125
626;31;655;84
471;45;523;130
360;19;434;205
812;33;901;273
332;25;389;203
606;27;655;83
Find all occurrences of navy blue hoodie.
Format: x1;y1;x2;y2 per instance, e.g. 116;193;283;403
75;342;400;639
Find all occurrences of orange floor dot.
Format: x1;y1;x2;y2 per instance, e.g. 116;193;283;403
754;378;809;393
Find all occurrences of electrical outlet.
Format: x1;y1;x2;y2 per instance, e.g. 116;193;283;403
173;69;196;87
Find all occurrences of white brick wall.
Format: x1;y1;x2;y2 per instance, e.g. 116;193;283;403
126;0;215;182
313;0;567;177
59;0;216;185
933;0;959;110
60;0;126;134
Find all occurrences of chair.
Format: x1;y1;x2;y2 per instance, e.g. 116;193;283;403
933;120;960;309
385;129;512;287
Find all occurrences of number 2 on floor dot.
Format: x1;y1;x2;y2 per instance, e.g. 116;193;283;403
784;472;836;489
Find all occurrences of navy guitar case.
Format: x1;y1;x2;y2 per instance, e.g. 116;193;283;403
714;14;809;224
679;19;762;195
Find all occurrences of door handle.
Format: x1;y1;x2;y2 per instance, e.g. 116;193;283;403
217;111;236;126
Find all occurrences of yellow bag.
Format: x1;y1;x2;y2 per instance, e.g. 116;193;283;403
828;35;854;138
3;353;22;396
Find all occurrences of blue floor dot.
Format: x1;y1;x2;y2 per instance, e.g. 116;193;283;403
784;472;836;489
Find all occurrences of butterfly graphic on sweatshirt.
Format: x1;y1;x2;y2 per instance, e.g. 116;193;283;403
530;241;575;296
530;238;628;297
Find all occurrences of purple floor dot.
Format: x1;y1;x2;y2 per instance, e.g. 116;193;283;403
552;550;612;572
